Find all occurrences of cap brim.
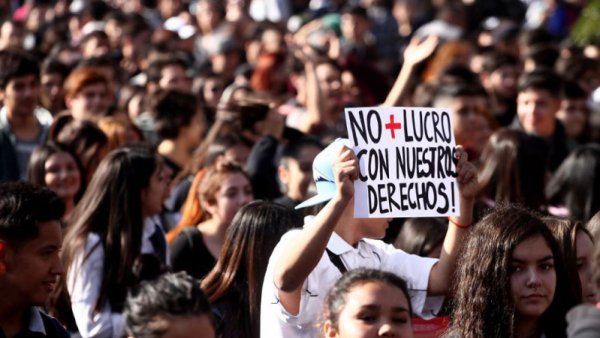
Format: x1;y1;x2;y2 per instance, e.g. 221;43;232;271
295;191;336;209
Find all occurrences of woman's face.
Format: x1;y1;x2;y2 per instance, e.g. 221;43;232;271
576;230;596;303
44;152;81;200
206;172;253;226
325;281;413;338
141;161;173;218
510;235;556;319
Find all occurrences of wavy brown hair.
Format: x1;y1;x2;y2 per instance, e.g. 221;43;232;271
446;205;576;338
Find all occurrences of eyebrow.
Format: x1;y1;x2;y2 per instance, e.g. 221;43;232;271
511;255;554;263
37;244;61;251
360;305;410;313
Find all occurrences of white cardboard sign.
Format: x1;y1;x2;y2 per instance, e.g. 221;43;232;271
344;106;460;218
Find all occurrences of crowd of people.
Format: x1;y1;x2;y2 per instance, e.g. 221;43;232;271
1;0;600;337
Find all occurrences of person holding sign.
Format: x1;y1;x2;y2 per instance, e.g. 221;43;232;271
260;138;477;338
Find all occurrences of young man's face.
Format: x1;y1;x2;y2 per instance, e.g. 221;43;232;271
159;64;191;93
315;63;343;112
435;95;492;159
0;221;64;307
486;65;519;99
0;74;40;118
517;88;560;138
41;72;65;110
279;145;322;201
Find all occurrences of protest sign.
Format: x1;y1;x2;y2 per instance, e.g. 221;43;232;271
344;106;460;218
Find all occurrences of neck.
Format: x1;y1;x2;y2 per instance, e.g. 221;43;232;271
197;218;227;242
514;315;542;338
63;198;75;219
158;139;190;167
334;210;361;246
6;110;39;140
0;295;25;338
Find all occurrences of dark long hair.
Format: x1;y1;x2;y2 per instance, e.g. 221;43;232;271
544;217;593;304
546;144;600;222
62;146;158;313
201;201;302;338
447;205;576;338
478;129;549;211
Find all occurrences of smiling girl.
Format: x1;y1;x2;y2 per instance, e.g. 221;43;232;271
28;142;83;219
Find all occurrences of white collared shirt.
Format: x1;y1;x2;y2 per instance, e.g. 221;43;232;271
27;307;46;335
67;217;164;338
260;218;443;338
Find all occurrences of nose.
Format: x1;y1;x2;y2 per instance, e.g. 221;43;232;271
378;322;396;337
51;256;65;276
526;268;542;288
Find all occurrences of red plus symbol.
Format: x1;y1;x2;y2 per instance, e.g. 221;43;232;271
385;114;402;139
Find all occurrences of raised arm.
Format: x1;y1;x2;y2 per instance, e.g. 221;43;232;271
273;147;358;314
298;47;327;134
427;146;477;295
382;35;438;107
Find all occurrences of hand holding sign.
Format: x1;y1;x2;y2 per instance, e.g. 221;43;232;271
454;146;478;200
333;146;359;202
345;106;461;218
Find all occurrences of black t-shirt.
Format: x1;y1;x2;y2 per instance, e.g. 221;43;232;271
170;227;216;280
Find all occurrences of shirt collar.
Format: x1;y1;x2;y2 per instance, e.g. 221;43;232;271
143;216;158;240
327;231;355;255
27;307;46;335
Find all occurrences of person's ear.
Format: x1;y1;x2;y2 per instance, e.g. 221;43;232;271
278;164;290;184
201;198;217;217
323;320;338;338
65;95;73;109
0;240;7;275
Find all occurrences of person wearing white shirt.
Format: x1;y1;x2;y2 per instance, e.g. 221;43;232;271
61;146;172;338
260;138;478;337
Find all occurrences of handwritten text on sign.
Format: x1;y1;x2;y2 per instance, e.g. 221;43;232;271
344;107;460;218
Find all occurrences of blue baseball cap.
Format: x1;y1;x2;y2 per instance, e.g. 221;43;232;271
295;138;353;209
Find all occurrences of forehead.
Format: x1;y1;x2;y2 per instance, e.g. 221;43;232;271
13;220;62;251
518;88;555;99
161;314;215;338
315;63;341;77
512;235;553;260
344;281;409;309
45;151;75;165
6;74;38;87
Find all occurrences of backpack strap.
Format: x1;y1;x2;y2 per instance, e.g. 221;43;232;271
325;249;348;274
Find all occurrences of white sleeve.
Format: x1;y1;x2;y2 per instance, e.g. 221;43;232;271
375;241;444;319
67;234;125;338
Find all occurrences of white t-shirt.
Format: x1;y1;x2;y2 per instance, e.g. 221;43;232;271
260;221;443;338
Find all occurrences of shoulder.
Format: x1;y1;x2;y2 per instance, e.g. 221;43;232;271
40;311;70;338
171;227;203;252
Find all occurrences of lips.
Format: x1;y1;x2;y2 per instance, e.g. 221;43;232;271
521;294;545;300
43;280;57;292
